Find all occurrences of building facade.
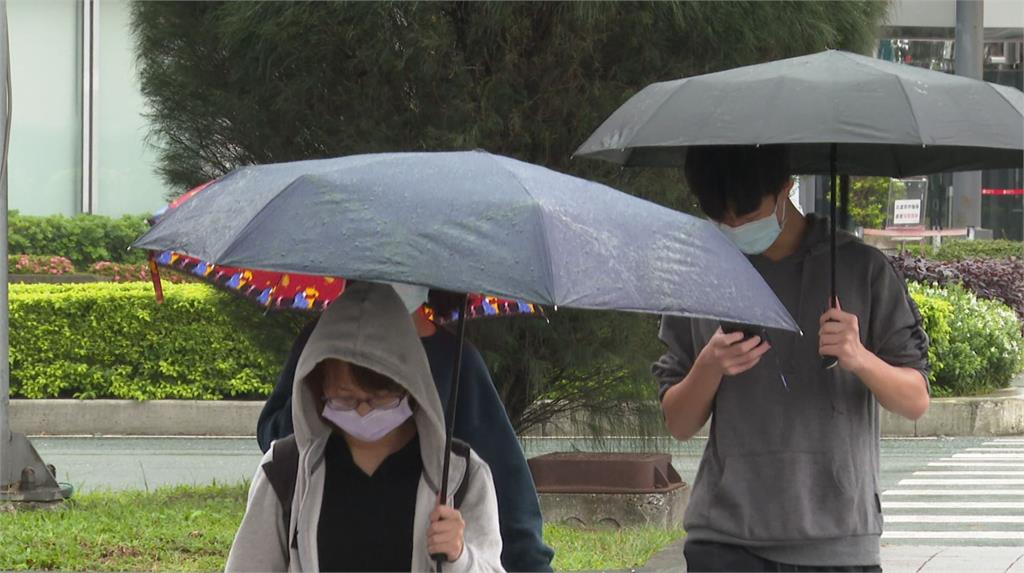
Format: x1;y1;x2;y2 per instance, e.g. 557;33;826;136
8;0;169;217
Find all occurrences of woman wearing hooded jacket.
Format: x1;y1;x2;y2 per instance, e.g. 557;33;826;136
226;282;504;572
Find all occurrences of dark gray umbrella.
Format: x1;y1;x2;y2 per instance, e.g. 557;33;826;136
135;150;798;331
134;150;798;567
576;49;1024;367
574;50;1023;175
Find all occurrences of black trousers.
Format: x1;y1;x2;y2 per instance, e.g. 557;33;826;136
684;540;883;573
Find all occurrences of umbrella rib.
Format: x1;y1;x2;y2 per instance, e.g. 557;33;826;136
214;174;328;267
612;79;691;155
838;51;926;146
892;75;926;147
489;155;559;305
989;84;1024;123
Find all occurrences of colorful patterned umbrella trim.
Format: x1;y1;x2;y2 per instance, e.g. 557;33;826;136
148;182;547;323
155;249;545;323
155;250;344;312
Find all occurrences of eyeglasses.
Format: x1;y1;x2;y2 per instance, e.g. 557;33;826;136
322;393;406;412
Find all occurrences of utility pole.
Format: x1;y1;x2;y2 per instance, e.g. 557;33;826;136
0;0;73;507
951;0;985;231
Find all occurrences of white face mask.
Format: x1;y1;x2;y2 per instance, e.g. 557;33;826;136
717;195;788;255
321;396;414;443
387;283;430;313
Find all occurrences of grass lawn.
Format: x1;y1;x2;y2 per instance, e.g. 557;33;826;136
0;483;684;571
545;523;685;571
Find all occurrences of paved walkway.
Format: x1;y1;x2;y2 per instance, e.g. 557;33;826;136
637;542;1024;573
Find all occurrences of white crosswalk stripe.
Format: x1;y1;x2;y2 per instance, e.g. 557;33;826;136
914;471;1024;476
884;489;1024;495
885;515;1024;523
883;438;1024;545
899;478;1024;485
882;532;1024;539
884;501;1024;509
929;461;1024;467
952;453;1024;459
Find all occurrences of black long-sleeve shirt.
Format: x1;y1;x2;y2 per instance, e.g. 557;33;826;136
317;432;421;572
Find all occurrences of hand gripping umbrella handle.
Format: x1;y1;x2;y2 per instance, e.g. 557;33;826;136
432;295;471;572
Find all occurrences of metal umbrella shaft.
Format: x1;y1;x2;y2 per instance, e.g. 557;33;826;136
433;294;471;571
824;143;840;370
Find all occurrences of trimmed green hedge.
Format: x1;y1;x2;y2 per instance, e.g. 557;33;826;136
909;281;1024;397
936;240;1023;261
8;211;151;267
11;280;1023;402
10;282;302;400
906;239;1024;261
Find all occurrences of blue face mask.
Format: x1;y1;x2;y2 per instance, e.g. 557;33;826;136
717;196;787;255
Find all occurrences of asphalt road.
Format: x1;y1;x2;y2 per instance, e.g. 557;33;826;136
30;434;1024;546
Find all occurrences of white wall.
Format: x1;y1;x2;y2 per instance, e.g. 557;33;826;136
95;0;171;216
887;0;1024;30
7;0;171;218
7;0;81;216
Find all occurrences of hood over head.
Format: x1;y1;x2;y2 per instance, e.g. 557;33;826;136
291;281;448;487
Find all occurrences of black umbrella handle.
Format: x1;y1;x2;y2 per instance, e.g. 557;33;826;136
432;295;471;571
823;144;839;370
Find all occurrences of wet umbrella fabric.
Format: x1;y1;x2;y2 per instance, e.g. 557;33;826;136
134;150;798;332
574;50;1023;175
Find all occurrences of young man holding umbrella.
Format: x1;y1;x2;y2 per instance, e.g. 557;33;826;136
654;146;931;572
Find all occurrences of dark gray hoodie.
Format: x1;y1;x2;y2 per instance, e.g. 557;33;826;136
653;215;929;567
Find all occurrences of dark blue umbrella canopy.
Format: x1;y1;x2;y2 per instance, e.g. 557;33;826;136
134;150;799;332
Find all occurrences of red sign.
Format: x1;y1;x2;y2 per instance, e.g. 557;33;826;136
982;189;1024;196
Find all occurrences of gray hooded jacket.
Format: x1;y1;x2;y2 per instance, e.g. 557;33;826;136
226;282;504;572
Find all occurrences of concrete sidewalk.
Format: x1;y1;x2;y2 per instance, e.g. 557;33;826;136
11;383;1024;437
635;542;1024;573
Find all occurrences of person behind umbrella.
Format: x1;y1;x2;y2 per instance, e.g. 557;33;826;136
256;288;555;572
226;282;504;572
654;146;930;573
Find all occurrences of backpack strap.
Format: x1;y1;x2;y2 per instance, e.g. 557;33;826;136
451;438;473;509
261;434;300;550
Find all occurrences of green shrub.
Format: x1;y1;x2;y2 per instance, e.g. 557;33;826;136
909;282;1024;397
8;211;151;267
87;261;151;283
849;176;898;230
901;243;935;258
10;282;303;400
88;261;192;284
904;239;1024;261
894;254;1024;330
8;255;75;275
907;286;953;385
